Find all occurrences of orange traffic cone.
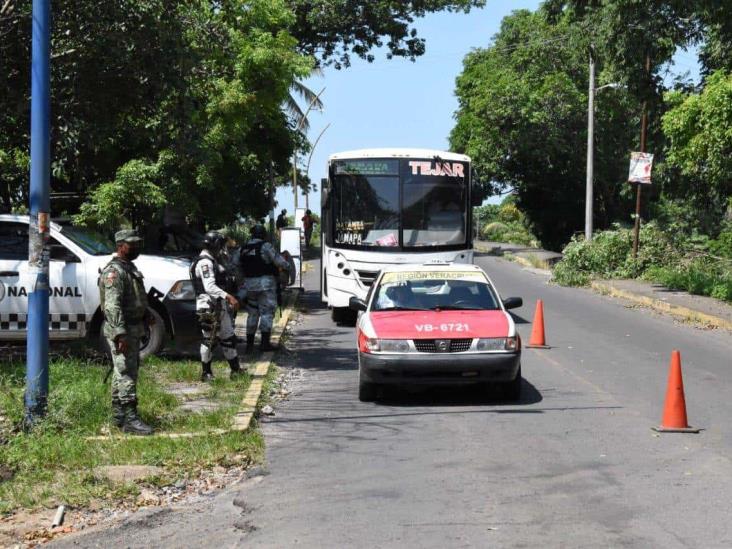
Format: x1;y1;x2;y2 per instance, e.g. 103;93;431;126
526;299;549;349
652;350;701;433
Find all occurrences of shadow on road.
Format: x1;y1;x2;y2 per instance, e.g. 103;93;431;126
377;376;543;407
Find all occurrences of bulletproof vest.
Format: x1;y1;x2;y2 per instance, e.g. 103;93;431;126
190;253;227;296
99;257;148;321
240;241;278;278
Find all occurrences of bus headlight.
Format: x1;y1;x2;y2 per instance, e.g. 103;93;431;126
167;280;196;301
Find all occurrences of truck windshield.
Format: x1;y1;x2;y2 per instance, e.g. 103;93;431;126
331;158;468;250
61;226;115;255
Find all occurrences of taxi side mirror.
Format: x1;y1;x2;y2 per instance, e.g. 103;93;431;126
349;296;367;312
502;297;523;310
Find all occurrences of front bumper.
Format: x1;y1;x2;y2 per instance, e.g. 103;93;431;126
359;351;520;385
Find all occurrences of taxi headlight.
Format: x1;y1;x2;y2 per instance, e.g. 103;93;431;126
476;336;519;352
377;339;411;353
168;280;196;301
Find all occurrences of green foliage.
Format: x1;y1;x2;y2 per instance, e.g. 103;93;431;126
552;223;678;286
662;71;732;225
475;197;539;246
287;0;485;68
0;355;263;513
73;159;167;229
646;257;732;302
451;9;637;250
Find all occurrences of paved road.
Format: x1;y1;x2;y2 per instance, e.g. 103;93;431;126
56;255;732;548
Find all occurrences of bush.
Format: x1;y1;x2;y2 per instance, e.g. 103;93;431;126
645;256;732;302
553;223;678;286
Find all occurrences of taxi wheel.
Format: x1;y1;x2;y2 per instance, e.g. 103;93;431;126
501;365;522;401
359;381;378;402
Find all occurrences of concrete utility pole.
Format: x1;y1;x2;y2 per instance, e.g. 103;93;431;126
585;49;596;241
304;123;331;211
293;88;325;210
632;54;651;259
25;0;51;426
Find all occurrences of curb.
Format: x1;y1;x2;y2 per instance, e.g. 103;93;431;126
591;281;732;332
86;290;299;441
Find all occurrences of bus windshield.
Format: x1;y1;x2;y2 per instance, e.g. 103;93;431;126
331;158;468;250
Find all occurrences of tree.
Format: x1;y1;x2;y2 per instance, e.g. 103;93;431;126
286;0;485;68
450;9;638;250
0;0;313;229
661;70;732;236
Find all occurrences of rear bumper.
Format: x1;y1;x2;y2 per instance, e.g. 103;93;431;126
359;351;520;385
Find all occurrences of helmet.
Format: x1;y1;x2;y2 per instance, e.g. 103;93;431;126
202;231;226;253
251;224;267;240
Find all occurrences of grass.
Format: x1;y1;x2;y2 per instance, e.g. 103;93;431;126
0;354;264;514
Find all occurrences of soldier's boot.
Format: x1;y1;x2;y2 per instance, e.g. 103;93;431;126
201;361;215;382
245;334;255;354
228;357;247;379
112;398;125;428
259;332;278;352
121;402;154;436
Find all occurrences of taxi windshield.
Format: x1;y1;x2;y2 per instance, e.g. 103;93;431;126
372;272;500;312
60;226;115;255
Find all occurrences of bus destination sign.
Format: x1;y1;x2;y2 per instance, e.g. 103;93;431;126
334;159;399;176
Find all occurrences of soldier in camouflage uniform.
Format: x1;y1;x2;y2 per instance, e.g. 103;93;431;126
99;229;153;435
240;225;289;352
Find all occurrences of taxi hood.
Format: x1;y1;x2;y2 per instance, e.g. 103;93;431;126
368;310;511;339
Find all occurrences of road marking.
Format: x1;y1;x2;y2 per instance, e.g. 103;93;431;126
591;281;732;332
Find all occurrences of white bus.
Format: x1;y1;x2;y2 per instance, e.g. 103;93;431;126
321;148;478;321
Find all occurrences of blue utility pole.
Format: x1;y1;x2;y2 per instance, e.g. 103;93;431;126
25;0;51;426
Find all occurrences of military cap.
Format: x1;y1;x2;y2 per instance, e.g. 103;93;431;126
115;229;143;243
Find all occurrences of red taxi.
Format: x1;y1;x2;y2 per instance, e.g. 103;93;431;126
349;264;523;402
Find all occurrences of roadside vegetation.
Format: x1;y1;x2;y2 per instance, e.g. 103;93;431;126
475;197;539;248
0;355;262;514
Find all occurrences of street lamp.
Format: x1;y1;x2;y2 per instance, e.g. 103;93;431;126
304;123;331;210
585;50;623;241
293;88;325;210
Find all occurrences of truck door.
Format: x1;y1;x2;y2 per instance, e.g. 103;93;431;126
47;237;86;339
0;222;28;339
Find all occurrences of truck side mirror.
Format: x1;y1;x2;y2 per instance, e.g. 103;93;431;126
49;244;80;263
349;296;367;312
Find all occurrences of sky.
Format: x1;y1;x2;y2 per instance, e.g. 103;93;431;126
275;1;701;217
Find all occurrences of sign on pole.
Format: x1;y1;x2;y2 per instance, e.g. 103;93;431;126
628;152;654;184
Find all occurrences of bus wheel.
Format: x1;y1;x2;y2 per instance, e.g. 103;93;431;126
331;307;347;323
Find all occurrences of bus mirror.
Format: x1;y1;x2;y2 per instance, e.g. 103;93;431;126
349;296;367;312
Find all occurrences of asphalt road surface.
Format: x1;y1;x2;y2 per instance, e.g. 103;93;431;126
56;254;732;548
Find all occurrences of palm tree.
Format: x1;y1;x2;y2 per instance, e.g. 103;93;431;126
284;69;324;132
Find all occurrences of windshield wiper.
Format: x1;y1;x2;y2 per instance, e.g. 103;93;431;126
429;305;484;311
376;306;426;311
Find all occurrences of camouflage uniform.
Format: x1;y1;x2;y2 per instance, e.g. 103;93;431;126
240;237;289;348
100;252;148;406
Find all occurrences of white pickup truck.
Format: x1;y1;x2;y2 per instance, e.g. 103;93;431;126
0;214;199;357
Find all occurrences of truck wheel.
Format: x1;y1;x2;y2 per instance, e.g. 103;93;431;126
140;307;165;359
97;307;165;359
